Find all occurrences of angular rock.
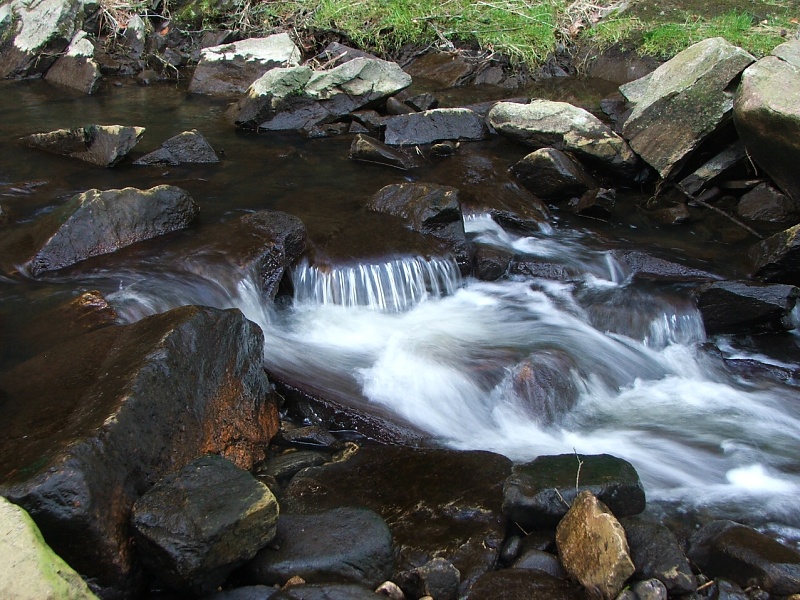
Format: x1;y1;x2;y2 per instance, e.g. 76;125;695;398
316;42;379;67
688;520;800;595
281;446;511;595
569;188;615;218
749;224;800;285
349;134;418;170
467;569;583;600
0;496;98;599
405;92;439;112
44;30;101;94
696;280;799;335
511;148;598;201
487;99;638;178
273;425;339;450
121;14;145;60
511;549;566;578
620;37;755;179
621;517;697;594
395;557;460;600
736;183;800;222
131;455;279;595
189;33;301;96
254;450;331;482
271;583;384;600
301;122;349;138
556;491;635;600
245;507;393;588
507;351;579;426
473;245;512;281
771;38;800;66
502;454;646;530
0;305;279;594
383;108;486;145
613;250;719;283
677;142;747;197
21;124;144;166
632;578;667;600
734;52;800;202
134;129;219;165
385;96;415;115
403;51;478;87
0;185;199;277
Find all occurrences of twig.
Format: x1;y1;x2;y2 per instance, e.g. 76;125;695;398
677;183;764;240
574;449;584;492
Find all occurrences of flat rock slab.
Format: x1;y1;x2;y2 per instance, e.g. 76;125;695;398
349;134;419;170
21;124;145;166
383;108;486;145
281;445;511;595
748;223;800;285
696;280;799;335
134;129;219;165
0;305;279;595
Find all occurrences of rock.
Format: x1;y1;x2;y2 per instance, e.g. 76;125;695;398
228;58;412;131
749;223;800;285
511;148;598;201
316;42;379;67
405;92;439;112
632;578;667;600
613;250;719;283
131;455;279;595
121;14;146;60
189;33;302;95
511;549;566;578
772;38;800;66
473;245;512;281
696;280;799;335
487;100;638;178
403;51;477;87
0;496;98;599
737;182;800;222
244;507;393;589
383;108;486;145
44;30;101;94
386;96;415;115
714;579;749;600
21;124;144;166
0;305;279;595
467;569;583;600
620;38;755;179
270;583;384;600
134;129;219;165
395;557;461;600
506;351;579;426
621;517;696;594
349;134;419;170
0;0;97;78
301;122;349;138
281;446;511;595
254;450;331;482
503;454;646;530
734;48;800;202
688;520;800;595
569;188;616;219
0;185;199;277
677;142;747;197
274;425;339;450
556;491;635;600
200;585;278;600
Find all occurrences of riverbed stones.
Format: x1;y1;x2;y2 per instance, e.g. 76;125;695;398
0;496;98;599
383;108;486;145
502;454;646;529
734;48;800;203
0;305;279;595
556;491;635;600
511;147;598;200
133;129;219;165
696;280;799;335
486;99;639;178
748;223;800;285
736;183;800;222
281;446;511;595
621;517;697;594
620;37;755;180
189;33;302;95
349;134;419;170
131;455;279;595
21;124;144;166
688;520;800;595
43;30;101;94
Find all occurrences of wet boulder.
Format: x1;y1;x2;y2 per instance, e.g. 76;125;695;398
254;450;332;483
511;148;598;201
736;183;800;222
620;37;755;179
43;30;101;94
748;223;800;285
228;58;412;131
502;454;646;530
0;305;279;595
688;520;800;595
696;280;799;335
734;43;800;202
467;569;582;600
487;99;639;178
569;188;616;219
613;250;719;283
507;351;579;426
621;517;697;594
281;446;511;595
383;108;486;145
556;491;635;600
20;124;144;166
349;134;419;170
511;549;566;578
244;507;393;588
0;496;98;599
0;185;199;277
271;582;384;600
395;558;460;600
134;129;219;165
677;142;747;197
189;33;301;96
131;455;279;596
473;245;513;281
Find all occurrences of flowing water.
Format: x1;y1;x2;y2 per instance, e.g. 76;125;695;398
2;77;799;544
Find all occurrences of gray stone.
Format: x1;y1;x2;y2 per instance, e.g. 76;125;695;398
621;37;754;179
621;517;697;594
487;99;638;177
771;38;800;68
737;183;800;222
556;491;635;600
44;30;101;94
473;245;512;281
132;455;279;595
749;223;800;285
271;583;383;600
349;134;418;170
632;578;667;600
507;351;579;426
395;557;461;600
383;108;486;145
189;33;301;95
121;13;146;60
21;124;144;166
677;142;747;197
613;250;719;283
467;569;582;600
316;42;379;67
696;280;799;335
0;496;98;599
134;129;219;165
511;549;566;578
569;188;616;219
511;148;598;200
254;450;331;482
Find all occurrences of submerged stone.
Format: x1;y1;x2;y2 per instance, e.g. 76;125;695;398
21;124;144;166
349;134;419;170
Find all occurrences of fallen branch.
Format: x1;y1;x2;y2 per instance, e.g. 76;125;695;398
677;183;764;240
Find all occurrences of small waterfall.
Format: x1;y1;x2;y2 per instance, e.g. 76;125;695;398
292;255;462;312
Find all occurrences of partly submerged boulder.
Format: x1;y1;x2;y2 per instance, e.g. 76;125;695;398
383;108;486;145
749;223;800;285
43;30;101;94
349;134;419;170
511;147;598;201
21;124;144;166
134;130;219;165
696;280;799;335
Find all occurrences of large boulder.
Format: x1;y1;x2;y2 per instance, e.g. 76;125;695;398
0;305;279;595
511;148;598;201
20;124;144;166
43;30;101;94
383;108;486;145
131;455;279;596
486;99;639;178
736;183;800;223
620;37;755;179
281;446;511;595
734;41;800;202
0;185;199;277
0;496;98;599
696;280;799;335
228;58;412;131
133;129;219;165
505;351;579;426
748;223;800;285
189;34;302;96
